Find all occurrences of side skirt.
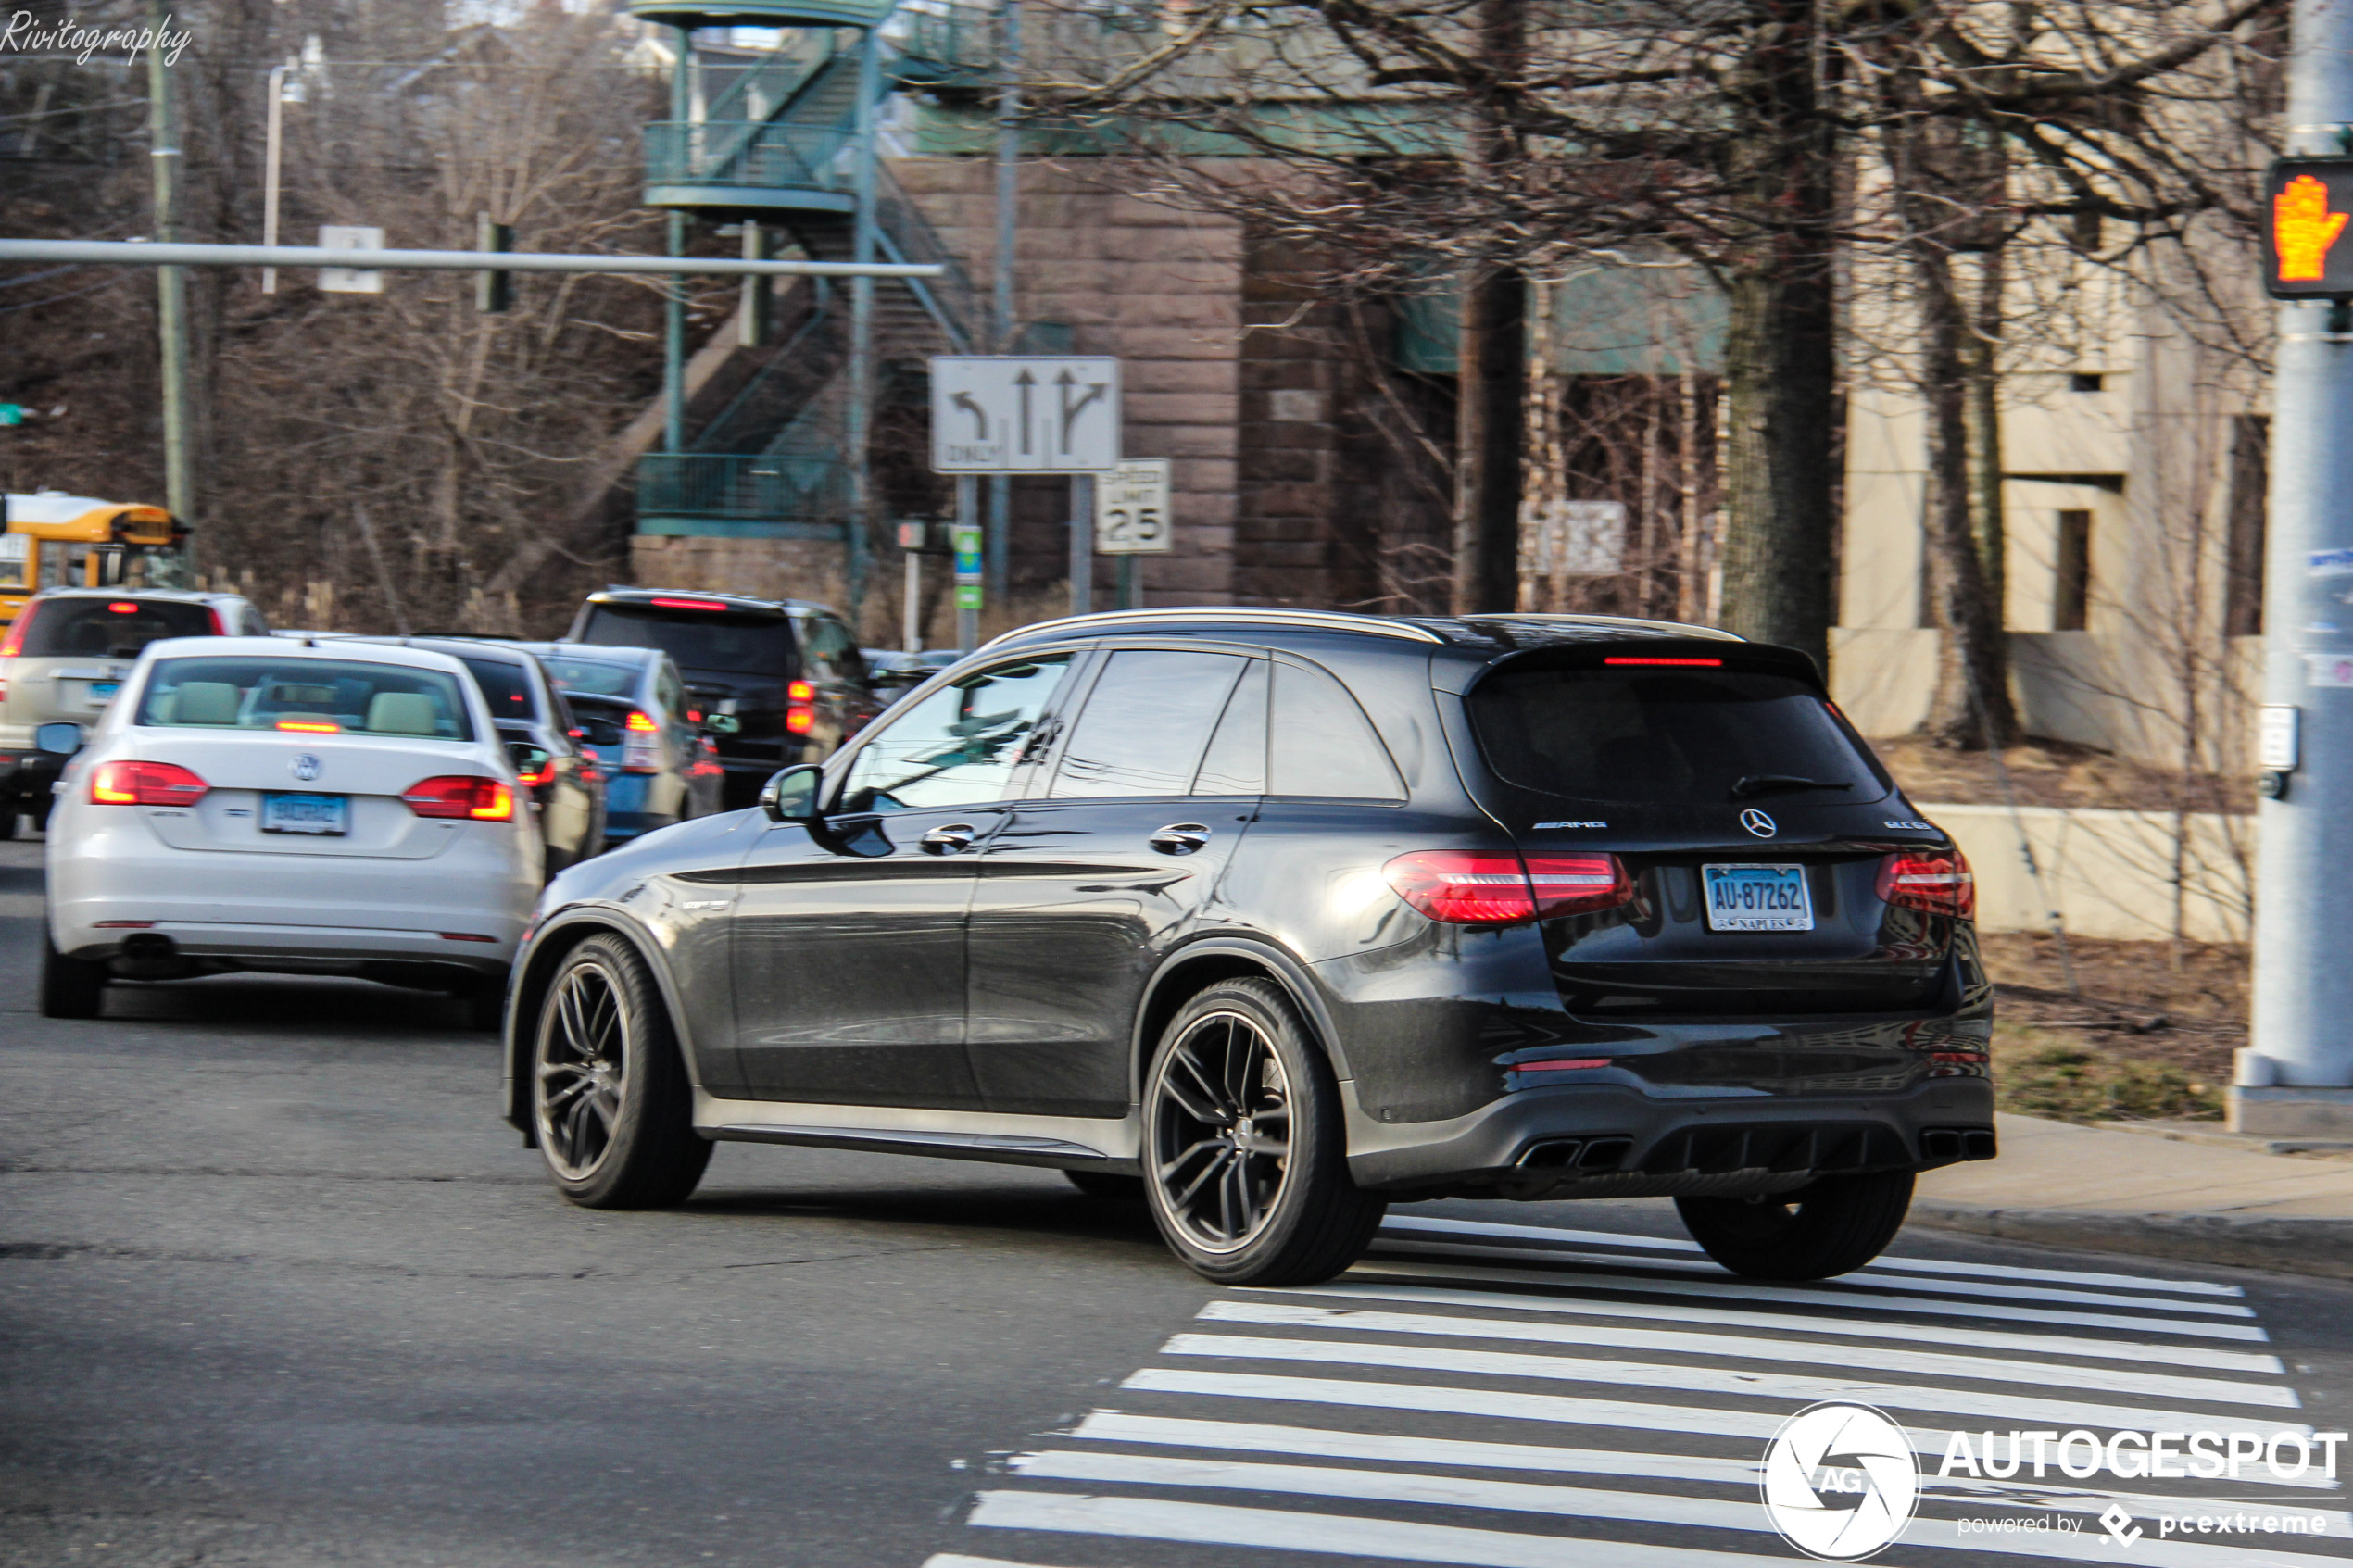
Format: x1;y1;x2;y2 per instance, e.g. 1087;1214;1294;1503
693;1091;1141;1173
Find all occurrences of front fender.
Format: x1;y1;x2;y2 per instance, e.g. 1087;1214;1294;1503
500;903;711;1135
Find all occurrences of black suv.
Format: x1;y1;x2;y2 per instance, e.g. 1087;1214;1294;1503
563;589;877;810
502;608;1994;1287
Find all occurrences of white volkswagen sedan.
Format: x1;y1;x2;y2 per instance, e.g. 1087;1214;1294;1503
41;637;541;1026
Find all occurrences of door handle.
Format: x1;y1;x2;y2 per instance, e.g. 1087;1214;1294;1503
920;822;978;855
1150;822;1211;856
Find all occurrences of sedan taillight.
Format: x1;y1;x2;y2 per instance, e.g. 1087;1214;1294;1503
402;775;514;822
1383;850;1634;925
1878;847;1974;919
91;759;209;808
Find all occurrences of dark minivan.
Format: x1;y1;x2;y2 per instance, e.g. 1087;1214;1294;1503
564;589;876;810
503;608;1994;1287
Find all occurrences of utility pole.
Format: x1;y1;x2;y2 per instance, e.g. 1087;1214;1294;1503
146;0;193;569
663;26;692;456
2244;0;2353;1136
988;0;1021;606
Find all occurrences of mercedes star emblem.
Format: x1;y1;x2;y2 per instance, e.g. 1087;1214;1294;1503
291;754;323;783
1740;808;1778;838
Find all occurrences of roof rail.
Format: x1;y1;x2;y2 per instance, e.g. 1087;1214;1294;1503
980;607;1446;649
1474;613;1744;641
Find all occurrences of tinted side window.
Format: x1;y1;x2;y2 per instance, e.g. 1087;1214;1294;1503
1050;650;1245;799
1269;659;1405;800
656;665;686;725
839;655;1073;812
1190;659;1266;796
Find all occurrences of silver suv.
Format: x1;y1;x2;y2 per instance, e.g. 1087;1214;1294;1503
0;588;268;834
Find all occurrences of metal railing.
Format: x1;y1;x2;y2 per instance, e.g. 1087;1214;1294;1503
644;119;859;192
637;450;849;523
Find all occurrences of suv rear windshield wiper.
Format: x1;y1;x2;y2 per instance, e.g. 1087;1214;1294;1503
1732;774;1853;797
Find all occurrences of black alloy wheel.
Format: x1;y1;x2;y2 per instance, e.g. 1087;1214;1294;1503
1676;1169;1917;1279
531;933;710;1208
1141;977;1384;1286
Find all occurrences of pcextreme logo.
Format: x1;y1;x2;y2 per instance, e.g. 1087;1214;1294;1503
1760;1402;1920;1561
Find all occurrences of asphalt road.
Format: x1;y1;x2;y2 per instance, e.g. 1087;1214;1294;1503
4;834;2349;1568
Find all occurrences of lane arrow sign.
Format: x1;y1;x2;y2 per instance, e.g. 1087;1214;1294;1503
1014;369;1036;456
1056;368;1107;455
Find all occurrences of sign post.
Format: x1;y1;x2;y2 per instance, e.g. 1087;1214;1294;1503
1094;458;1171;610
930;356;1124;615
2246;6;2353;1135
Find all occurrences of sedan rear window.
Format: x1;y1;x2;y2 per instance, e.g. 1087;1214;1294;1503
1467;662;1888;805
20;597;213;658
538;655;643;698
137;657;475;740
576;605;793;675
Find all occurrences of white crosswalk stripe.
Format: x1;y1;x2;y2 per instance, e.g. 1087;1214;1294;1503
939;1214;2348;1568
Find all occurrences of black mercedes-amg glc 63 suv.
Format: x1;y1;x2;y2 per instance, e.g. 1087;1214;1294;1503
502;608;1994;1286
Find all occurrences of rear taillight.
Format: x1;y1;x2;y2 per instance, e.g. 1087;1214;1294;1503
1382;850;1635;926
1524;853;1637;918
276;718;341;734
91;759;209;808
517;763;550;786
0;602;38;658
205;607;228;634
621;709;661;773
402;775;514;822
786;679;816;735
1878;847;1974;919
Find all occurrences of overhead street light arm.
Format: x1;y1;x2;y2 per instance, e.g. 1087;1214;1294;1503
0;238;944;280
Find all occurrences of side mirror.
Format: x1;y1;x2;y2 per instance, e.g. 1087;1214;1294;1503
34;721;83;758
760;763;824;824
507;742;552;782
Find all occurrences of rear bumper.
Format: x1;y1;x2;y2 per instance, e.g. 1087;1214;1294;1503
76;921;516;975
1344;1076;1997;1196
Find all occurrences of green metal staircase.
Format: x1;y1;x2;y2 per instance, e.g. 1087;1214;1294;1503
630;0;999;536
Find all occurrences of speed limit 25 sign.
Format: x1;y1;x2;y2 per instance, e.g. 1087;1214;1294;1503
1094;458;1172;555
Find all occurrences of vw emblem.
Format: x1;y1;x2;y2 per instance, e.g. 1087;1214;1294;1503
1740;808;1779;838
290;754;323;783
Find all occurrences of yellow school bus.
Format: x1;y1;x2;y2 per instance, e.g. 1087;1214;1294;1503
0;492;188;630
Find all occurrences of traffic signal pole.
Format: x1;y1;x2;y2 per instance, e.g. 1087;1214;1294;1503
2244;0;2353;1135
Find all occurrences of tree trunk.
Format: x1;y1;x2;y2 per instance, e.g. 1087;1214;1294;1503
1713;2;1839;669
1915;246;2019;748
1963;247;2006;618
1452;261;1526;613
1717;259;1837;664
1449;0;1527;616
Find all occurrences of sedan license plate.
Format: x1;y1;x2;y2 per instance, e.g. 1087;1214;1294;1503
1703;863;1813;932
261;792;348;836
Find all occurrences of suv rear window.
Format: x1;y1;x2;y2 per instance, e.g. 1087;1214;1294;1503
1467;661;1888;805
456;656;539;723
576;604;792;674
21;597;213;658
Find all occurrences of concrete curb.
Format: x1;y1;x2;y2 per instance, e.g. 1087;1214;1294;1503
1909;1202;2353;1284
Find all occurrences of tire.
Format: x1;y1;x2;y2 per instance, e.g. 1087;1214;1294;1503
0;804;17;841
1139;977;1385;1286
40;934;107;1020
1676;1170;1916;1280
529;934;711;1208
1064;1169;1146;1201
